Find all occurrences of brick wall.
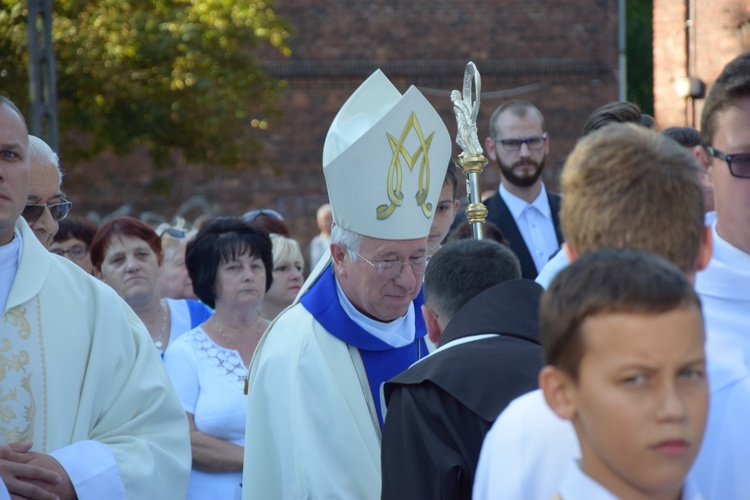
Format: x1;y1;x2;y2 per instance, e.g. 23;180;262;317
653;0;749;129
62;0;620;253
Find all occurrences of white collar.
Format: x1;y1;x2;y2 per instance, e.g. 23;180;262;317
711;220;750;267
560;461;704;500
695;221;750;298
499;182;551;219
334;276;416;348
0;227;23;312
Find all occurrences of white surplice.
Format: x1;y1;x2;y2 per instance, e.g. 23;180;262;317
0;218;191;499
242;302;382;500
695;221;750;366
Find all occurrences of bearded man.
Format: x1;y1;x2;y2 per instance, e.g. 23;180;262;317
483;100;563;279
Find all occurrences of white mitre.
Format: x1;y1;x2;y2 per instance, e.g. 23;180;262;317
322;70;451;240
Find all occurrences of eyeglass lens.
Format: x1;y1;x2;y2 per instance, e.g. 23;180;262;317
498;136;546;152
22;201;72;223
709;147;750;179
51;244;87;259
373;257;427;279
729;153;750;178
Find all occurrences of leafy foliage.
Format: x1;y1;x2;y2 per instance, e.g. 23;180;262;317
626;0;654;116
0;0;290;168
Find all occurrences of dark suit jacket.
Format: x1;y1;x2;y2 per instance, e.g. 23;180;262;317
484;190;563;279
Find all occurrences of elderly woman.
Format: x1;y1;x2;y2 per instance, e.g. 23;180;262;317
49;216;98;273
22;135;71;247
258;234;304;321
91;216;212;354
156;219;199;300
163;217;272;499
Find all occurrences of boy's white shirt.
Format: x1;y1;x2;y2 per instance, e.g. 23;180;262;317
558;460;704;500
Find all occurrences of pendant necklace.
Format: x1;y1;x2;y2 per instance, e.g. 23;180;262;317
153;300;167;351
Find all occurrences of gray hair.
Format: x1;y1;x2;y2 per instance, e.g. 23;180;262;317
28;135;62;184
330;224;363;261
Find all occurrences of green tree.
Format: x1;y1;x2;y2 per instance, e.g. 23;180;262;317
626;0;653;116
0;0;290;168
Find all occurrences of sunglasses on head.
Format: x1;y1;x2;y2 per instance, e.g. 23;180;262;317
243;208;285;222
160;227;186;239
22;200;72;223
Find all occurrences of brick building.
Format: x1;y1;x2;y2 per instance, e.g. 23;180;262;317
653;0;749;128
65;0;621;249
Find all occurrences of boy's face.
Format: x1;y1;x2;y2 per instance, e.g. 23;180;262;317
427;183;459;254
566;306;708;497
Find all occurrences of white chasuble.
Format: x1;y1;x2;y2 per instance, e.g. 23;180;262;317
0;297;47;449
0;219;191;500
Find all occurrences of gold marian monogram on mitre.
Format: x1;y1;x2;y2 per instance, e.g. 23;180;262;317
377;112;434;220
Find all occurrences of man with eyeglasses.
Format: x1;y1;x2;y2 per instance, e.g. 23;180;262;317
22;135;71;248
694;53;750;373
483;100;562;280
243;70;451;499
0;96;190;499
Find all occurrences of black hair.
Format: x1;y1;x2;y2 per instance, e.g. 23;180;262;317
186;216;273;308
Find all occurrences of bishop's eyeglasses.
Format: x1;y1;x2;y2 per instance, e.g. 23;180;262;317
348;248;428;279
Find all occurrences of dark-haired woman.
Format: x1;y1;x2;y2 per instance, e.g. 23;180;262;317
164;217;272;499
50;216;98;274
91;216;212;355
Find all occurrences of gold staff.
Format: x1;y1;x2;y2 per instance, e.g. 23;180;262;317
451;62;488;240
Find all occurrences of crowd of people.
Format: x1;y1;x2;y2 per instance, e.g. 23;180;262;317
0;50;748;499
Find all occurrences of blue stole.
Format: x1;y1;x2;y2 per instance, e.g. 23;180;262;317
301;265;428;429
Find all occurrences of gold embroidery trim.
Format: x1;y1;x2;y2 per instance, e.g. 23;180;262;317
0;304;35;444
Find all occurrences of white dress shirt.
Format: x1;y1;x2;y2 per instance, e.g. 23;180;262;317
499;183;559;273
558;461;704;500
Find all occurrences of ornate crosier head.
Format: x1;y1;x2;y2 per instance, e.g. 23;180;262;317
451;62;483;157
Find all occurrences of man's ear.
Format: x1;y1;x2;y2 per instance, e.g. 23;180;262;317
485;137;497;160
696;225;713;272
697;146;717;190
693;146;713;190
330;244;348;276
539;366;577;421
563;242;578;264
422;304;443;345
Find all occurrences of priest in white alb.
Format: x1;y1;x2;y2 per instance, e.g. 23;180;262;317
0;96;191;499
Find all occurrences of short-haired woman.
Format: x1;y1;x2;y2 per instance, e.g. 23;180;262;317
164;216;272;499
50;216;98;274
258;234;304;321
91;216;212;354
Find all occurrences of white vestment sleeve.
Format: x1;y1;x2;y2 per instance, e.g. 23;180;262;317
50;440;125;500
